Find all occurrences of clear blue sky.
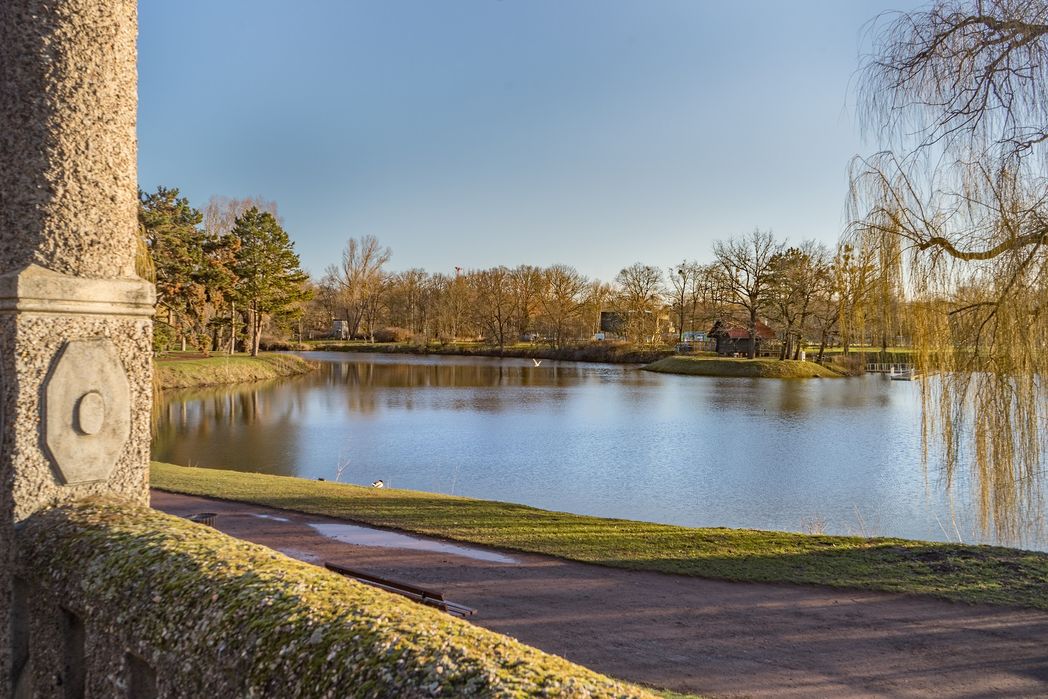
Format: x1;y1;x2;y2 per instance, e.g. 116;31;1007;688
138;0;921;282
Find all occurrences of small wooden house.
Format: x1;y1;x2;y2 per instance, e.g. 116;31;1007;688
708;319;777;356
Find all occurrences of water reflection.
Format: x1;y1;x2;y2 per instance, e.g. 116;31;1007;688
153;352;1047;550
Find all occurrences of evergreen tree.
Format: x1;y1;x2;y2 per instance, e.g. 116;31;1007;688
200;230;241;353
139;187;206;351
230;208;310;355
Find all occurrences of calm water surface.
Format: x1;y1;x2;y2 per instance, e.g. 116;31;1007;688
153;352;1044;549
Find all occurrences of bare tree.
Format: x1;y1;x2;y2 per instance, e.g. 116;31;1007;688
766;241;832;359
509;264;544;340
538;264;588;348
468;267;515;351
326;235;391;341
691;263;728;331
713;230;782;359
614;263;665;344
584;280;615;337
431;271;471;343
832;242;877;354
385;268;432;337
202;195;279;237
853;0;1048;536
668;261;702;342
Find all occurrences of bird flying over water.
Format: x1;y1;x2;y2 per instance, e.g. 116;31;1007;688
371;480;384;488
532;358;542;367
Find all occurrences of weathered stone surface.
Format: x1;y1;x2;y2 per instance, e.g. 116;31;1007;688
0;263;154;514
1;312;153;518
43;340;131;485
0;264;155;317
0;2;143;694
0;0;139;279
16;502;656;699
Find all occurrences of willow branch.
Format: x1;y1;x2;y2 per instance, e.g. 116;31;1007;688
916;230;1048;260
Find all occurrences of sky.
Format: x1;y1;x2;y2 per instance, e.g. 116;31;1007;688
138;0;923;282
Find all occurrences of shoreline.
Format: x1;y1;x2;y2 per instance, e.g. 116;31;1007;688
154;353;315;390
151;461;1048;610
290;340;673;365
643;355;845;378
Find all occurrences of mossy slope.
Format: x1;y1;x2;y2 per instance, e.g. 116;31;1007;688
18;500;653;698
151;462;1048;610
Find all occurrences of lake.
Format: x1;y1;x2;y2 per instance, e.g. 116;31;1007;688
153;351;1045;549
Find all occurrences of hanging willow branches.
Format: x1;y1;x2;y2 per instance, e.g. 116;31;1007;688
850;0;1048;539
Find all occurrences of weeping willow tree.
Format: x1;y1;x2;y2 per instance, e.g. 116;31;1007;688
849;0;1048;540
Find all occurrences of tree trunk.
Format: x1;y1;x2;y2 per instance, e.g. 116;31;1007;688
817;331;828;363
748;310;758;359
229;301;237;355
253;309;263;356
249;304;259;357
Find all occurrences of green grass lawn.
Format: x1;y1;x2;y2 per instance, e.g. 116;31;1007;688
644;356;843;378
152;462;1048;610
154;353;314;389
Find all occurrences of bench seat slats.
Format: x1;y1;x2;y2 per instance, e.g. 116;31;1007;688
324;562;476;617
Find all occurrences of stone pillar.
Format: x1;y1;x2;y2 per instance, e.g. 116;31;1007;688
0;1;152;696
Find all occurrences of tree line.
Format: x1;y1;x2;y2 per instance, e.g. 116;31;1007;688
142;187;902;361
140;188;309;356
312;229;902;361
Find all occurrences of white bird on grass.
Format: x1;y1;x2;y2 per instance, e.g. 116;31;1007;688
532;358;542;367
371;480;384;488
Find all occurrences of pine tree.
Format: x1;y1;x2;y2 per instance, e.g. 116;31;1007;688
139;187;206;351
230;208;310;355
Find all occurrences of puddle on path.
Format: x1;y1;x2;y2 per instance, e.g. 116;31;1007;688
308;523;518;564
252;514;291;522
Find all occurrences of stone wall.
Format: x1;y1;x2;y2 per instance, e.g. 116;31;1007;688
0;2;151;693
15;501;653;698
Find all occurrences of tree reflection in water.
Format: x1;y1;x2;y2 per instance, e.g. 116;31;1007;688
153;352;1046;550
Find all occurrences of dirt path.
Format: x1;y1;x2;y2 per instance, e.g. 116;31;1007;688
152;491;1048;698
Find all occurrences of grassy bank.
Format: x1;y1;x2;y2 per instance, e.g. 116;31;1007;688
644;356;843;378
155;353;314;389
303;340;673;365
152;462;1048;610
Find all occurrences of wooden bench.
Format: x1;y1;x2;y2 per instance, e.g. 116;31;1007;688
186;512;217;527
324;562;476;618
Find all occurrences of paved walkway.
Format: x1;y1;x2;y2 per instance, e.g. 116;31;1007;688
153;490;1048;698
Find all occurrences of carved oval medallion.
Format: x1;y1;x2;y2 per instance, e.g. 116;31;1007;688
75;391;106;435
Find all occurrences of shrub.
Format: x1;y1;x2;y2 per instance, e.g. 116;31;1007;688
372;326;414;343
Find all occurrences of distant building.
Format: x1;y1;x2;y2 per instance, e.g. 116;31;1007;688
599;311;627;337
331;319;350;340
708;319;777;356
681;330;707;343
